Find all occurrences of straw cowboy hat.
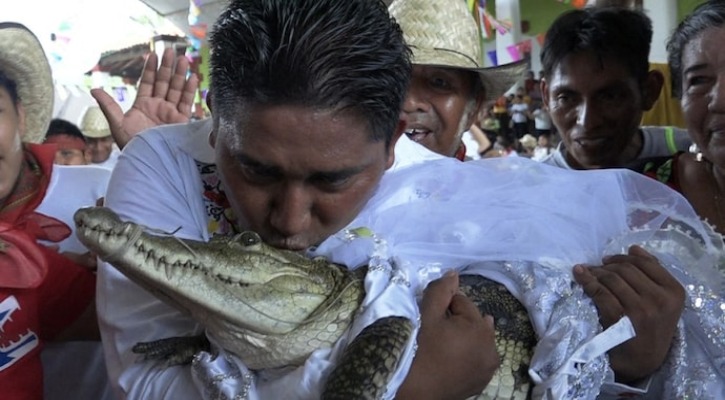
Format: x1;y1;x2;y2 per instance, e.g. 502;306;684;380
0;22;53;144
389;0;527;100
81;106;111;139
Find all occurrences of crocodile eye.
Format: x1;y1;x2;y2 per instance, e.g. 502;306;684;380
239;231;261;247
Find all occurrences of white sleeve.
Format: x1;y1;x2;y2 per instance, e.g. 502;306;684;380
96;130;217;399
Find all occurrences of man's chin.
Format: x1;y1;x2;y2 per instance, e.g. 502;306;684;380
567;151;610;170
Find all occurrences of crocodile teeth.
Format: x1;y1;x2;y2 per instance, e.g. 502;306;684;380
165;260;173;280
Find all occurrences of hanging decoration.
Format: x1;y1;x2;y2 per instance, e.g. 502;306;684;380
469;0;511;40
506;43;522;62
487;50;498;66
187;0;207;58
558;0;587;8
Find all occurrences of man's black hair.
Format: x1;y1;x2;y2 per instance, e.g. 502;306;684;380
46;118;86;142
667;0;725;98
209;0;411;146
541;7;652;86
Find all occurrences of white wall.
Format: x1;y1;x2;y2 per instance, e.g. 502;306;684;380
644;0;678;63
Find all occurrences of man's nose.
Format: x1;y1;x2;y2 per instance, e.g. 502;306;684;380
575;99;603;130
269;183;312;237
708;73;725;113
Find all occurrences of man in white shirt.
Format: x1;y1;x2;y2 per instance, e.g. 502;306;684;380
390;0;525;160
80;106;120;170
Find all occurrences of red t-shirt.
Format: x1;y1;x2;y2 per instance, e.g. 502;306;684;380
0;246;95;400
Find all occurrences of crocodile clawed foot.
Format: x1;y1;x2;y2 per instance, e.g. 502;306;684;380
132;334;211;367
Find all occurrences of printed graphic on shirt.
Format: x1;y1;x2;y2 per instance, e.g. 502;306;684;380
0;295;39;372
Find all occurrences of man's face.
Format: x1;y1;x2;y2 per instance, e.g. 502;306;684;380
85;136;114;164
402;65;481;157
542;52;649;169
213;104;402;250
0;87;25;202
680;26;725;165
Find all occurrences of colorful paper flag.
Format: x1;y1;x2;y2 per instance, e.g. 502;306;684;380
487;50;498;66
507;44;521;62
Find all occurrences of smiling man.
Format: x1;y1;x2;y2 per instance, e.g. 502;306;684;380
539;7;692;170
390;0;524;160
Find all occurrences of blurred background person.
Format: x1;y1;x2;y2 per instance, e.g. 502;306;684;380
80;106;119;169
532;104;552;139
44;118;87;165
509;92;531;139
532;133;555;161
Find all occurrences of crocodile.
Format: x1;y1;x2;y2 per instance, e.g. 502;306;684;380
75;206;536;399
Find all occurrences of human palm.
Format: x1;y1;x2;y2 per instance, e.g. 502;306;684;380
90;47;199;149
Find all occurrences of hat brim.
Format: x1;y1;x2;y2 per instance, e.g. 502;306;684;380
83;130;111;139
0;22;53;144
411;47;528;102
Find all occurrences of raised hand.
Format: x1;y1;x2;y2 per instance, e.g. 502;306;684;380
574;245;685;383
90;47;200;149
396;271;499;400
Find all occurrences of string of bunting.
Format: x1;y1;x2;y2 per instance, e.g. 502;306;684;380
469;0;581;65
468;0;512;39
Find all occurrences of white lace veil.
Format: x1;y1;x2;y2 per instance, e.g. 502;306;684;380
310;156;725;399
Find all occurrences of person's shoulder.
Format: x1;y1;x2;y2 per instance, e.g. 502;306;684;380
640;125;692;155
539;144;569;169
123;119;213;163
391;135;444;171
641;125;686;138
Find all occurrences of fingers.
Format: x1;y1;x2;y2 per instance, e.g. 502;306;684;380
137;52;160;98
153;48;177;99
90;88;124;136
604;245;681;288
178;74;199;117
573;265;627;327
165;53;190;105
448;292;487;321
574;245;685;327
420;271;459;318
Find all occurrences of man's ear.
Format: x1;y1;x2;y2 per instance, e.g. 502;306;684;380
206;90;216;149
205;90;213;113
385;117;406;169
642;70;664;111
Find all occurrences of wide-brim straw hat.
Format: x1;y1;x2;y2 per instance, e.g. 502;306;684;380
0;22;53;143
81;106;111;138
389;0;527;101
